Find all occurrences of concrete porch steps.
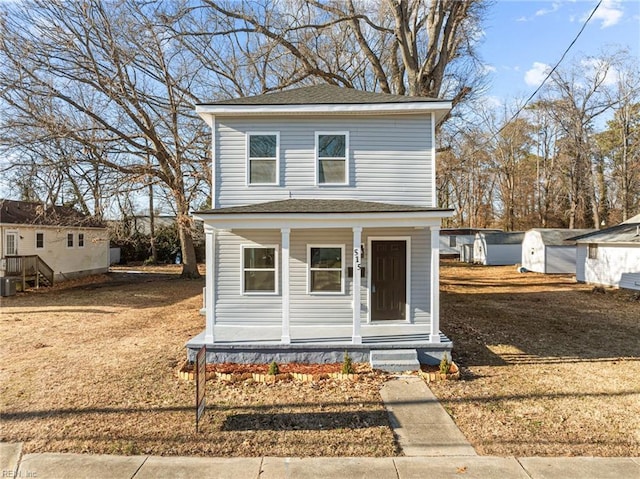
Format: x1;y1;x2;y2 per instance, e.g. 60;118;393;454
370;349;420;372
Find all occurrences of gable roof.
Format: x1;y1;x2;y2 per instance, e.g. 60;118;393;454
195;199;451;215
0;199;105;228
477;231;525;245
529;228;595;246
196;84;452;122
441;228;502;236
567;215;640;245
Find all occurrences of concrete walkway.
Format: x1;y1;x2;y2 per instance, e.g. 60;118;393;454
380;376;476;456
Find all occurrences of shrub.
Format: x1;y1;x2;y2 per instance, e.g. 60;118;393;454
267;361;279;375
341;351;354;374
439;353;451;375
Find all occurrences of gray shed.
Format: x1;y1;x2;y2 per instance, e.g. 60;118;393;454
473;232;525;265
521;229;593;274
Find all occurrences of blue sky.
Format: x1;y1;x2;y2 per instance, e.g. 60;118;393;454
479;0;640;102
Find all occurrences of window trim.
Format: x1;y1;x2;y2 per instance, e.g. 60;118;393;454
588;243;598;260
240;244;279;295
78;232;85;248
307;244;346;295
246;132;280;186
35;231;45;249
66;232;74;249
315;131;349;186
4;230;18;256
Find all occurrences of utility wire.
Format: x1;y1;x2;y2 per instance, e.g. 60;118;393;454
486;0;603;141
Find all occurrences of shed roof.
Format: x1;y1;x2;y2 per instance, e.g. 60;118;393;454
529;228;595;245
198;84;443;106
477;231;525;244
567;217;640;244
195;199;451;216
0;199;105;228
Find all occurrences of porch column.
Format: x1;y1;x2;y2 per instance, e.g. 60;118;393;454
281;228;291;344
204;226;216;344
352;227;362;344
430;226;441;343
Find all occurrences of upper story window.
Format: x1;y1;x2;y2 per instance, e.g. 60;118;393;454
242;245;278;294
67;233;74;248
316;132;348;185
78;233;85;248
36;232;44;249
247;132;279;185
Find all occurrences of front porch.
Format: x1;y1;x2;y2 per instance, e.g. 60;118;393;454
186;324;452;366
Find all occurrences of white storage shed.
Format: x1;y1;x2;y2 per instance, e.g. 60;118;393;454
521;229;593;274
473;231;525;266
569;215;640;288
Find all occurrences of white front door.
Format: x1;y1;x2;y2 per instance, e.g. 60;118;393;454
4;231;18;256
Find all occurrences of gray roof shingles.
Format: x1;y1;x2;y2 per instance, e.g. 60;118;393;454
195;199;451;215
0;199;105;228
197;84;443;106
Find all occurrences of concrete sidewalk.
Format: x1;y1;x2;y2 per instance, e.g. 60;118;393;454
4;449;639;479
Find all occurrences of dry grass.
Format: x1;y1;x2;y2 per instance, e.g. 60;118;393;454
0;266;396;457
2;262;638;457
432;261;640;457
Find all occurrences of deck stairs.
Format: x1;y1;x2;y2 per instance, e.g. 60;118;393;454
4;255;54;289
370;349;420;373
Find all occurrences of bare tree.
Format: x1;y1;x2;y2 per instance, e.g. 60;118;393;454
0;0;211;277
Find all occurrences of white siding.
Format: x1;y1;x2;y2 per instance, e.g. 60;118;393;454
212;227;432;327
290;229;353;325
473;235;487;264
215;229;282;324
0;225;108;280
582;244;640;287
214;115;433;208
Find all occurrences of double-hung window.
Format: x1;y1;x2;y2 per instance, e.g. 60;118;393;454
308;245;344;293
316;132;348;185
78;233;85;248
588;243;598;259
67;233;74;248
242;246;278;294
36;232;44;249
247;133;279;185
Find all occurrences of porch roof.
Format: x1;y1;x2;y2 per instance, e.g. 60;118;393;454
193;199;453;229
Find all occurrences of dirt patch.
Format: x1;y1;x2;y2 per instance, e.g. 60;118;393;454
431;261;640;457
0;266;397;457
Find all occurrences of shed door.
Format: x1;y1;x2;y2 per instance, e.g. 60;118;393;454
371;240;406;320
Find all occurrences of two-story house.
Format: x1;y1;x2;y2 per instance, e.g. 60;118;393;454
187;84;453;371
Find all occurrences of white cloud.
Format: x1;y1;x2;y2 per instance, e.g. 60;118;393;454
525;62;551;87
482;64;497;74
587;0;623;28
535;2;561;17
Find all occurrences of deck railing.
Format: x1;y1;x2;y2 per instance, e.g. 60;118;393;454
4;255;54;289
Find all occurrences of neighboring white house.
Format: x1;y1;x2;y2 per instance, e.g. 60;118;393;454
188;84;454;370
439;228;502;262
521;228;593;274
473;231;525;266
570;215;640;289
0;199;109;288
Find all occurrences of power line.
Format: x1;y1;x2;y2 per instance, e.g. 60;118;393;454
487;0;603;141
